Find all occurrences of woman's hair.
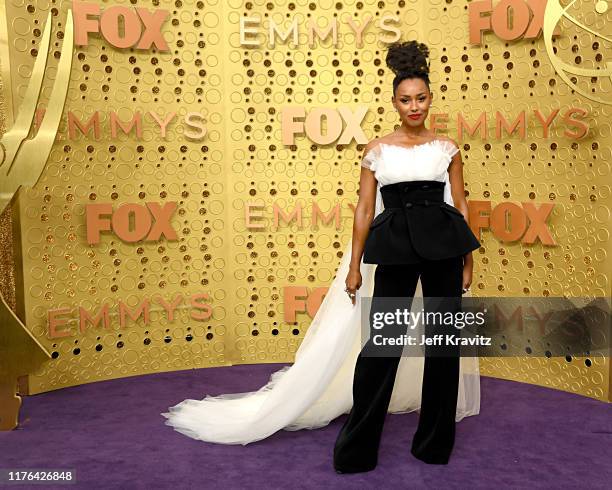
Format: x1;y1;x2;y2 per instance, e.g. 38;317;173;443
385;40;431;95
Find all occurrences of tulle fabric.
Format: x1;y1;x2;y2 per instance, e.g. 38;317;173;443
161;173;481;445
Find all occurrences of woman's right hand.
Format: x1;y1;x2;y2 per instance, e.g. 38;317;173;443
345;267;362;306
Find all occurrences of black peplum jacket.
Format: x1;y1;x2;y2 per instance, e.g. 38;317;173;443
362;180;481;264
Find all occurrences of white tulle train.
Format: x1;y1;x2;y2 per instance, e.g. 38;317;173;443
161;184;480;445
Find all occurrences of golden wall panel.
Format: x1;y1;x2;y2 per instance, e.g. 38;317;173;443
0;0;609;401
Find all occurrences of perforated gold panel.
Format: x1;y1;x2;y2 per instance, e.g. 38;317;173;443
0;0;609;401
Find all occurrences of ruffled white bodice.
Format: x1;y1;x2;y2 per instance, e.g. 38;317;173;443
361;139;460;206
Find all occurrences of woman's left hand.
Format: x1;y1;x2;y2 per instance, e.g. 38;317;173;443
462;259;473;293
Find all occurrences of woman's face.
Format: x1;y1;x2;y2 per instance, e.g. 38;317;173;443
392;78;432;127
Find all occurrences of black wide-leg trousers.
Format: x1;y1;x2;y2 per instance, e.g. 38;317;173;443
333;255;464;472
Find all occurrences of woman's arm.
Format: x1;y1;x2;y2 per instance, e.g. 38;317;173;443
346;140;377;304
446;138;475;291
446;138;468;218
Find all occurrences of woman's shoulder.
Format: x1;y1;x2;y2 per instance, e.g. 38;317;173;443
359;138;387;170
363;137;386;154
436;135;460;148
359;138;385;170
435;135;461;158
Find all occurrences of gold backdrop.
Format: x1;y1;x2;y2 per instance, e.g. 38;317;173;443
0;0;610;402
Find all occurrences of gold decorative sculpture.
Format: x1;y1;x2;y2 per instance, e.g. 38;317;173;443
0;10;73;430
544;0;611;105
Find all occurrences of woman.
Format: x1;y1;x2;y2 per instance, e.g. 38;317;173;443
333;41;481;473
162;41;481;469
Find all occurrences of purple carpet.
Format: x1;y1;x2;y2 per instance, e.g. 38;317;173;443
1;364;610;489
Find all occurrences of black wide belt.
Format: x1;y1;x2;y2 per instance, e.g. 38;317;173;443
380;180;445;208
363;180;481;264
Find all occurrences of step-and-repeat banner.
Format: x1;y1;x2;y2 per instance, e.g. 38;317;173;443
0;0;609;400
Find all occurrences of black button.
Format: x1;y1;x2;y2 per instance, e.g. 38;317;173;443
422;185;429;189
403;187;409;193
405;202;413;208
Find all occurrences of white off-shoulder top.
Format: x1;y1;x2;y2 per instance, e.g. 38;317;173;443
361;138;460;206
